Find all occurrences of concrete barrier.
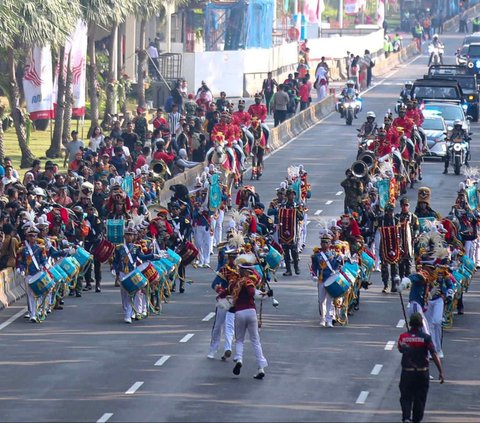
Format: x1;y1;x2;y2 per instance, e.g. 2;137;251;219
443;3;480;33
0;267;25;311
372;42;419;78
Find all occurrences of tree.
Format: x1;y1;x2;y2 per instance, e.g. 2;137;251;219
0;0;81;167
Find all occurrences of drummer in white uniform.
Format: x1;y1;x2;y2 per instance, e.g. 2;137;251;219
311;230;341;327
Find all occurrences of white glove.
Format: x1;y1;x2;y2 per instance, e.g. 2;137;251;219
68;247;76;255
398;277;411;293
254;289;267;300
446;289;454;300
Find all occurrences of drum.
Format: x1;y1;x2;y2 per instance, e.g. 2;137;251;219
253;264;264;280
270;240;284;255
175;241;199;266
92;238;115;263
152;259;174;277
341;262;360;283
461;255;475;275
137;262;160;287
47;266;65;285
265;246;282;271
324;272;350;298
59;257;81;281
107;219;124;244
73;246;92;269
53;265;68;281
121;268;148;295
360;250;375;273
166;248;182;267
452;270;465;287
28;271;54;297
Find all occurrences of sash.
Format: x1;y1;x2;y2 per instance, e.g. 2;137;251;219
123;243;134;265
466;185;479;210
122;174;133;199
291;179;301;203
399;220;413;259
26;241;41;272
376;178;390;210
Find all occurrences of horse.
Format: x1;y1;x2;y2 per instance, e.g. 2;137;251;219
250;120;267;180
206;143;236;207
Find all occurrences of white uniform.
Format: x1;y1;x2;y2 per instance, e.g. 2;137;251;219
208;308;235;357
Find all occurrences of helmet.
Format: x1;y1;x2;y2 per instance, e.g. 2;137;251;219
347;80;354;86
454;119;463;127
405;81;413;87
366;111;376;119
433;34;438;40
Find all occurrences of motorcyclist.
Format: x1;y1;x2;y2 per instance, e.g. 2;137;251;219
444;119;471;173
339;80;359;118
428;34;444;66
357;111;377;139
399;81;413;104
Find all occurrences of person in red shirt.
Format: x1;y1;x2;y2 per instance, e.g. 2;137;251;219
368;127;392;157
232;100;253;151
299;78;311;111
152;140;175;165
392;106;414;139
212;112;236;147
406;100;424;127
247;93;270;145
151;108;170;139
385;116;400;148
133;146;150;172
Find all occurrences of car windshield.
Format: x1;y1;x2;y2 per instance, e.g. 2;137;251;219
423;118;444;130
457;77;476;90
424;105;464;121
413;86;459;99
468;44;480;56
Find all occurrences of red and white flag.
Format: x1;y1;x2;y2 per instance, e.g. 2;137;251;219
23;46;54;120
303;0;325;23
377;0;385;27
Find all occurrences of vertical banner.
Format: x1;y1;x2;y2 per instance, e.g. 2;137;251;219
377;0;385;27
70;20;88;118
23;46;53;120
344;0;360;15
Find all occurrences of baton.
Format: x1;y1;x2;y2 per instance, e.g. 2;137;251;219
398;291;410;331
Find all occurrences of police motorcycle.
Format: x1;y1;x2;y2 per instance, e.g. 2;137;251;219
427;34;444;66
336;80;363;125
445;120;472;175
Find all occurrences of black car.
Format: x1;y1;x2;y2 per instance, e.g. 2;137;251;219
411;77;464;104
427;65;479;121
466;43;480;76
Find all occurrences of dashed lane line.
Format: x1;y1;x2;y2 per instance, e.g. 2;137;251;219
154;355;171;367
335;191;343;196
325;200;333;205
396;319;406;328
97;413;113;423
125;382;144;395
385;341;395;351
202;312;216;322
371;364;383;375
355;391;369;404
314;210;323;215
179;333;195;343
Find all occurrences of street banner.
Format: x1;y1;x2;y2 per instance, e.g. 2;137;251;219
377;0;385;27
303;0;324;23
23;46;53;120
70;20;88;118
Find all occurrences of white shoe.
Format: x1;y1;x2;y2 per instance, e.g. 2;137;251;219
254;368;265;379
374;266;381;272
24;313;30;319
30;317;38;323
326;321;333;328
124;317;132;324
438;351;444;358
319;319;326;327
207;353;215;359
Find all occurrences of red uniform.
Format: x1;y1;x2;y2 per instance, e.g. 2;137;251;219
247;104;267;122
406;109;424;127
392;116;414;139
386;127;400;148
212;122;235;145
368;139;392;156
232;110;252;127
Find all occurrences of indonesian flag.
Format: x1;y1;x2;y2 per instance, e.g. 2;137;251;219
22;46;54;120
303;0;324;23
377;0;385;27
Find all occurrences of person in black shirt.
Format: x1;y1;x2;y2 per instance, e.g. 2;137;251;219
397;312;444;423
121;122;139;152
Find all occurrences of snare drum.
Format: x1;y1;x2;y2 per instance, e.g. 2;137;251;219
59;257;81;281
47;266;64;285
137;262;160;287
175;241;199;266
73;246;92;269
107;219;124;244
121;268;148;295
461;255;475;275
341;262;360;284
166;248;182;267
92;238;115;263
28;271;54;297
324;273;350;298
265;246;282;271
360;250;375;273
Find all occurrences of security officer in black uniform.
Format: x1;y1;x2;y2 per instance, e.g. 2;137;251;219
280;188;303;276
395;197;419;279
397;312;444;423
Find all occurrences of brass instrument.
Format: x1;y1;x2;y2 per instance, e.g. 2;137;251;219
351;160;368;178
150;159;171;177
357;150;376;169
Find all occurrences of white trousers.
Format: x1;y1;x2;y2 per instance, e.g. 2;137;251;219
25;276;38;318
212;209;224;248
193;226;211;266
316;85;327;102
407;301;430;335
424;297;444;355
317;282;334;323
134;290;147;315
119;271;139;320
464;240;474;261
300;213;308;247
374;229;381;268
209;308;235;355
234;308;268;369
473;238;480;266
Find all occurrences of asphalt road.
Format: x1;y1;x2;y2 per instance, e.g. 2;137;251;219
1;32;480;423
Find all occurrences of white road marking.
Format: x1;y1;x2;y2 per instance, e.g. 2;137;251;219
325;200;333;205
305;221;311;227
314;210;323;215
125;381;144;395
335;191;343;196
97;413;113;423
202;312;216;322
397;319;406;328
0;307;27;331
154;355;171;367
179;333;195;343
355;391;369;404
371;364;383;375
385;341;396;351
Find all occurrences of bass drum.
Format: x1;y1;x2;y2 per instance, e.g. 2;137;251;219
92;238;116;263
175;241;199;266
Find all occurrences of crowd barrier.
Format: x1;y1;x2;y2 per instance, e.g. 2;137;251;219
443;3;480;32
0;267;25;310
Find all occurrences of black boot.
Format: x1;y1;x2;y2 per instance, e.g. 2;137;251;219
443;166;448;174
283;261;292;276
294;262;300;275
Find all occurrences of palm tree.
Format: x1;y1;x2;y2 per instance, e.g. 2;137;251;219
0;0;81;167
